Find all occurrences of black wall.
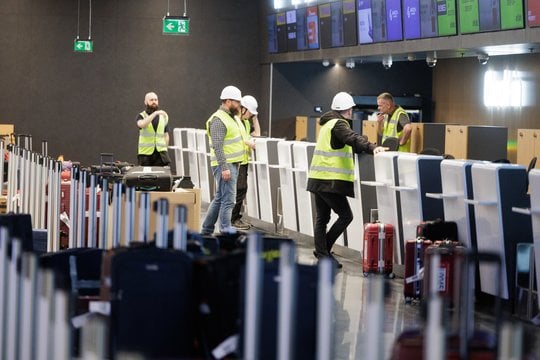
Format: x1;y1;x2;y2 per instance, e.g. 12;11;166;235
267;61;433;139
0;0;261;166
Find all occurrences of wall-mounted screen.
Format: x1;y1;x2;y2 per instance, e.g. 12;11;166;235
420;0;438;38
320;2;346;48
276;12;288;52
267;14;278;53
295;8;308;50
386;0;404;41
371;0;388;42
358;0;374;43
286;9;298;51
500;0;524;30
306;6;320;48
343;0;359;45
403;0;421;39
437;0;457;36
458;0;480;33
478;0;500;31
528;0;540;26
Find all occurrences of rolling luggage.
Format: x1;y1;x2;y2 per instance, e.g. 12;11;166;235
390;251;503;359
403;238;432;302
422;240;466;308
363;222;393;276
109;247;194;359
416;219;458;241
123;166;172;191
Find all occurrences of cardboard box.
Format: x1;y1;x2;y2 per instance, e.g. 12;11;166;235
135;189;201;235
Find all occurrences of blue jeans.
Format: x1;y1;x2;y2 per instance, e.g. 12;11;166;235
201;163;239;234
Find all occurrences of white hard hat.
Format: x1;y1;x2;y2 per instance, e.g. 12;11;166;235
241;95;258;115
331;92;356;111
220;85;242;101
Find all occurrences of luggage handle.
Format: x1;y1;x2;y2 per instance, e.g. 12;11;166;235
138;174;158;181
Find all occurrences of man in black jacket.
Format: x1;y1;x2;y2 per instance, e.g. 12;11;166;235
307;92;387;268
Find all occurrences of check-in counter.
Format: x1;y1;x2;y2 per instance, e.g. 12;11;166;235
171;128;191;177
194;129;213;204
395;153;444;243
362;151;404;264
467;163;532;300
252;138;281;227
425;159;479;249
291;142;316;236
276;140;298;232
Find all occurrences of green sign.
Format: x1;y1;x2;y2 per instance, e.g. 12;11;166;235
73;39;93;53
163;16;190;35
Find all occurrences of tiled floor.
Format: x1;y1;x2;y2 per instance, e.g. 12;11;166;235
201;207;540;359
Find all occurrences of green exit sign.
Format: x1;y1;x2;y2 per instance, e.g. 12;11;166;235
163;16;190;35
73;39;93;53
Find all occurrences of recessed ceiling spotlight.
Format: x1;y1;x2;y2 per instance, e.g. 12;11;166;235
426;51;437;68
382;55;392;69
322;59;330;67
345;58;355;69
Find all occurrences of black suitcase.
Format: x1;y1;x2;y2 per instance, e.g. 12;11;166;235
416;219;458;241
109;247;194;359
123;166;172;191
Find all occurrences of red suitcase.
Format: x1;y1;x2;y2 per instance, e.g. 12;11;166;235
422;241;466;308
403;238;432;302
362;222;393;276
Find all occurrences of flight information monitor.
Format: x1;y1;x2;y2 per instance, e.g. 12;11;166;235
386;0;404;41
478;0;501;31
267;14;278;53
286;9;298;51
358;0;374;43
500;0;524;30
343;0;359;45
276;12;288;52
420;0;438;38
306;6;320;49
437;0;457;36
459;0;480;33
403;0;421;39
529;0;540;26
371;0;388;42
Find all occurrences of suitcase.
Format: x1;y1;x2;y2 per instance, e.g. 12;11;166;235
403;238;432;302
123;166;172;191
391;251;502;360
422;240;466;308
362;222;393;276
109;247;195;359
416;219;458;241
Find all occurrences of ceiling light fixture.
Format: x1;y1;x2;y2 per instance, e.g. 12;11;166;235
426;51;437;68
322;59;330;67
382;55;392;69
345;58;355;69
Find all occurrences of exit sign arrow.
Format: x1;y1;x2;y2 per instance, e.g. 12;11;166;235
163;16;190;35
73;39;93;53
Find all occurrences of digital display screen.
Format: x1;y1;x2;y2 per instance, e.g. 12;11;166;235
420;0;438;38
403;0;421;39
458;0;480;33
307;6;320;49
286;9;298;51
500;0;524;29
358;0;374;43
528;0;540;27
437;0;457;35
267;14;278;53
386;0;403;41
320;2;345;48
371;0;387;42
276;12;288;52
343;0;358;46
478;0;500;31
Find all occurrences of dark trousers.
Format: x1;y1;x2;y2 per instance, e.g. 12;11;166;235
232;164;248;222
313;192;353;255
138;150;171;167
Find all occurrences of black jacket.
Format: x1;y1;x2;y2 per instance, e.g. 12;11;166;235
306;111;376;197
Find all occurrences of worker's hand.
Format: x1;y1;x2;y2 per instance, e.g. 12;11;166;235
375;113;385;123
245;139;256;149
373;146;389;155
155;110;168;117
221;168;231;181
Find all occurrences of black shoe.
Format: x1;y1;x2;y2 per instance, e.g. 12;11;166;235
313;250;342;269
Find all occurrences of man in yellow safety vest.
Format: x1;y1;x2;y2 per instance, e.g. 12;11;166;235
136;92;171;166
375;92;412;152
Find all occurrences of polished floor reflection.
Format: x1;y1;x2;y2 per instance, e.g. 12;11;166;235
295;240;540;360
